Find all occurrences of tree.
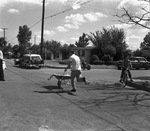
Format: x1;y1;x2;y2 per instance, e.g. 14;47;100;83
88;28;110;56
29;44;40;54
17;25;32;55
12;44;19;57
75;33;89;47
88;27;127;60
104;45;116;57
0;37;6;49
133;49;150;60
115;0;150;29
5;43;12;52
140;32;150;48
60;44;70;59
44;40;61;58
110;27;127;60
69;44;76;47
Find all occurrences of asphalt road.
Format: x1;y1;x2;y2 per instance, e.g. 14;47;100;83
1;59;150;131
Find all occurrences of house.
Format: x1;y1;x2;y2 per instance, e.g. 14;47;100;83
71;46;96;63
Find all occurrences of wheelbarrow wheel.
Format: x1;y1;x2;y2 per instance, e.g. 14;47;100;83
57;81;61;88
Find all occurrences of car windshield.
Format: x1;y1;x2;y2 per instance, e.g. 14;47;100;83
136;58;147;62
31;56;41;61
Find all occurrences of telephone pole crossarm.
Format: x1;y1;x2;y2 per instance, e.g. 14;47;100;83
1;28;8;47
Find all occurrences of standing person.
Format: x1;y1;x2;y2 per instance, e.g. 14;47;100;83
80;56;86;70
0;47;5;81
65;50;86;92
119;53;133;83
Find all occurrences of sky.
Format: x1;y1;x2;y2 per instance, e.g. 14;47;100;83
0;0;150;51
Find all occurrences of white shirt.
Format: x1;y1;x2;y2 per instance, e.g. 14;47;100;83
0;50;6;70
0;50;3;59
69;54;81;70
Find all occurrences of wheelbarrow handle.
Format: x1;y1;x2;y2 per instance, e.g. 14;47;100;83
60;70;66;81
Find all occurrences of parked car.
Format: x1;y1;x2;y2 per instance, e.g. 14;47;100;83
19;54;44;69
115;56;150;70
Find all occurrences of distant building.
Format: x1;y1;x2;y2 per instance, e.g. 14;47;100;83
71;46;96;63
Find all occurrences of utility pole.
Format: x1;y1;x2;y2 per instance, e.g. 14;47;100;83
34;35;36;45
34;35;36;53
1;28;8;47
40;0;45;58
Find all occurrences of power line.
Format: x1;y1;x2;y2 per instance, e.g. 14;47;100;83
29;19;42;29
45;0;93;19
44;8;72;20
29;0;94;29
8;0;94;45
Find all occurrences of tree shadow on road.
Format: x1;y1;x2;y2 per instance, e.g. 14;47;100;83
76;82;150;109
34;85;76;96
134;76;150;80
73;90;150;111
80;82;126;91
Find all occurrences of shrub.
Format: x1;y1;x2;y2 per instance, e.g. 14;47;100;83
101;55;112;64
105;61;115;65
90;55;99;64
93;60;105;65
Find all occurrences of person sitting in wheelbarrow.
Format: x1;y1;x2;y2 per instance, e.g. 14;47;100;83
65;50;87;92
119;53;133;83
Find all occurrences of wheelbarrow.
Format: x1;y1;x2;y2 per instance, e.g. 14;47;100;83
48;71;71;88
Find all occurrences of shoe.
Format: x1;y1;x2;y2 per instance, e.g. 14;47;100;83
119;80;122;83
83;77;87;85
71;89;76;92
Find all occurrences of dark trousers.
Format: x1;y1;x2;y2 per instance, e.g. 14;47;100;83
120;67;132;80
0;59;4;80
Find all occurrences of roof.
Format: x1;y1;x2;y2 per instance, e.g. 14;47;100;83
132;57;145;58
71;46;96;50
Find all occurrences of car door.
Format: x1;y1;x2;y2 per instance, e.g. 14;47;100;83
137;57;147;69
129;57;138;69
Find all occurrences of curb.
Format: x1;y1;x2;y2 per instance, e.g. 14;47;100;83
42;64;66;69
42;64;117;69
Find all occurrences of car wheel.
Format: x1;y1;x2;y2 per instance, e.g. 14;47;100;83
37;65;40;69
25;64;28;69
118;67;121;70
145;67;149;70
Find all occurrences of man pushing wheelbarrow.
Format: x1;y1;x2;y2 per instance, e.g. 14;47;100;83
48;50;87;91
64;50;87;92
